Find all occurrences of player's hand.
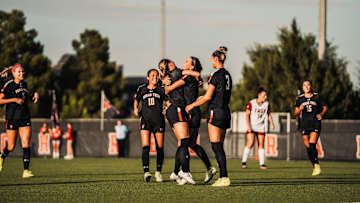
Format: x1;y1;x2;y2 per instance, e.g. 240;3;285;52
14;98;24;104
316;114;322;120
185;104;193;113
32;92;39;103
163;76;171;86
299;104;304;111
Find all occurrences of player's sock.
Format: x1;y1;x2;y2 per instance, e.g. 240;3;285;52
306;147;314;166
310;143;319;164
142;146;150;173
23;148;30;170
190;144;212;169
174;147;181;175
211;142;228;178
258;148;265;166
179;138;191;173
156;146;164;172
242;147;250;163
1;147;10;159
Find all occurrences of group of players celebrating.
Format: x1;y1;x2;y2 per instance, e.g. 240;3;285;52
134;47;232;186
0;47;327;185
134;46;327;186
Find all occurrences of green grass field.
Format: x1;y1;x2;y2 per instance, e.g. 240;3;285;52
0;158;359;202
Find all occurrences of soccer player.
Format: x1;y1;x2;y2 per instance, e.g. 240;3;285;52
158;59;195;185
165;56;216;184
241;87;275;170
0;64;39;178
64;122;74;160
51;124;62;159
294;80;327;176
134;69;167;182
186;47;232;187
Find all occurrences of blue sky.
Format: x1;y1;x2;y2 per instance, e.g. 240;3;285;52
1;0;359;85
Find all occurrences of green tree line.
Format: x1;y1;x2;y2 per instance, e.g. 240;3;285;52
1;10;359;119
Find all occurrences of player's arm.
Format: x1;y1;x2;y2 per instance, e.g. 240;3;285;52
185;84;215;113
133;99;139;117
268;105;275;129
316;105;327;120
182;70;200;80
164;79;185;95
246;108;252;133
0;93;23;105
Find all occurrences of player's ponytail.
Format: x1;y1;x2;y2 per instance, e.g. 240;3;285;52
0;66;14;82
158;59;171;80
212;46;228;64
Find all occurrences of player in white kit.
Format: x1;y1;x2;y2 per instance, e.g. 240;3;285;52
241;88;274;169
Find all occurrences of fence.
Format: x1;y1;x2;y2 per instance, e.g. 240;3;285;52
0;116;360;161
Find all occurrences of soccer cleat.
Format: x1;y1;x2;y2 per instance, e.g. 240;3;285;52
178;171;196;185
211;177;231;187
170;172;183;184
241;162;247;169
0;155;4;172
155;171;163;182
260;164;267;170
312;164;321;176
22;169;35;178
144;172;152;182
64;155;74;160
204;166;217;183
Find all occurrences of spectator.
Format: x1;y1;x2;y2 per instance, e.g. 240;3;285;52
51;124;62;159
115;120;128;157
64;122;75;160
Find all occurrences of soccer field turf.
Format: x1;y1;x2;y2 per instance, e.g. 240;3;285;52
0;158;359;202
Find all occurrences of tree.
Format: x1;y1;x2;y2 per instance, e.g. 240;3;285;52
231;19;359;119
59;29;124;118
0;10;52;117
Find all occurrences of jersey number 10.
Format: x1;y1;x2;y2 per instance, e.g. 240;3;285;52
148;97;155;106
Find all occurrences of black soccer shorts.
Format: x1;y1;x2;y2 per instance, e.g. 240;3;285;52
207;108;231;130
165;104;188;128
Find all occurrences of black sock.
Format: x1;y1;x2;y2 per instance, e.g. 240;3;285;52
310;143;319;165
142;146;150;173
1;147;10;159
23;148;30;170
211;142;228;178
306;147;314;166
156;147;164;172
179;138;191;173
174;147;181;175
190;144;212;169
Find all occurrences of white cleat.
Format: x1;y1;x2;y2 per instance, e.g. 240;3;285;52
144;172;152;182
170;172;183;184
179;171;196;185
204;166;217;184
155;171;163;182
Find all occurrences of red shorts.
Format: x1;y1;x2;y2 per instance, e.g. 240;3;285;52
68;136;74;141
246;130;265;136
52;136;61;141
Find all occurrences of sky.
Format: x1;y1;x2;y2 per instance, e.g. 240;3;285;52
1;0;359;85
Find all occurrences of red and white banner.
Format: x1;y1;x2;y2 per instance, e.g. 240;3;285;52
265;134;278;157
38;133;51;155
108;132;118;155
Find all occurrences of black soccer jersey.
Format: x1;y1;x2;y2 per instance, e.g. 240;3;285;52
295;93;325;130
1;80;31;120
167;68;185;107
208;68;232;109
134;83;166;119
183;75;199;105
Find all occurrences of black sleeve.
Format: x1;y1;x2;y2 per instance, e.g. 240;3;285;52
172;69;183;82
209;73;218;87
134;85;143;102
1;84;10;98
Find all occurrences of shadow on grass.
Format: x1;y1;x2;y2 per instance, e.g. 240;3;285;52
229;179;360;187
0;179;131;187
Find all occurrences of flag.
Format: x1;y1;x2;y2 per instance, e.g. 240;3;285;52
102;93;120;118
